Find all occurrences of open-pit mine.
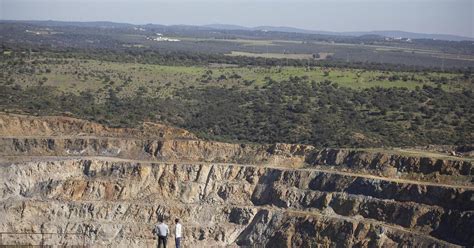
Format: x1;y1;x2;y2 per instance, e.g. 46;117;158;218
0;113;472;247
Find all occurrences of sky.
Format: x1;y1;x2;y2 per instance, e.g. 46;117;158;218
1;0;473;38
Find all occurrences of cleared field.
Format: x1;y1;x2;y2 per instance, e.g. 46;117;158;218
226;51;333;60
176;37;303;46
176;37;277;46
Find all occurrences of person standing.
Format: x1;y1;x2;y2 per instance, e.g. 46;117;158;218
155;218;169;248
175;218;182;248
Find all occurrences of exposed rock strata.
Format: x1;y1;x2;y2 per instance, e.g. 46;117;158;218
0;113;472;247
1;159;472;247
310;148;473;176
0;113;195;139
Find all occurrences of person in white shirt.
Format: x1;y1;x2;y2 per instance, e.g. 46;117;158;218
155;218;169;248
174;218;182;248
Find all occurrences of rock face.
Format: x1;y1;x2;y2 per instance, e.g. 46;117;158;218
310;148;473;176
0;113;473;247
0;113;196;139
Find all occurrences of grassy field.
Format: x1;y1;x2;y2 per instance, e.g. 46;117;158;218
8;57;470;100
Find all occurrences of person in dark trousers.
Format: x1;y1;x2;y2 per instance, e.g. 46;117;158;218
155;218;169;248
175;218;182;248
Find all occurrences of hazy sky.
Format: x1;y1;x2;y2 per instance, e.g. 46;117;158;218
1;0;473;37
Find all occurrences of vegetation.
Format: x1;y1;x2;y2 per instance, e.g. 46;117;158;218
1;55;472;147
1;21;474;70
0;21;472;147
1;53;470;96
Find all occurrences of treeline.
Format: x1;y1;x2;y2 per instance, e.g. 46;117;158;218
2;44;472;74
1;77;472;147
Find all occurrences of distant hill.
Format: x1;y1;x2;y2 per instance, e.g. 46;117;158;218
0;20;134;28
348;30;474;42
203;24;250;31
204;24;474;42
2;20;472;41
